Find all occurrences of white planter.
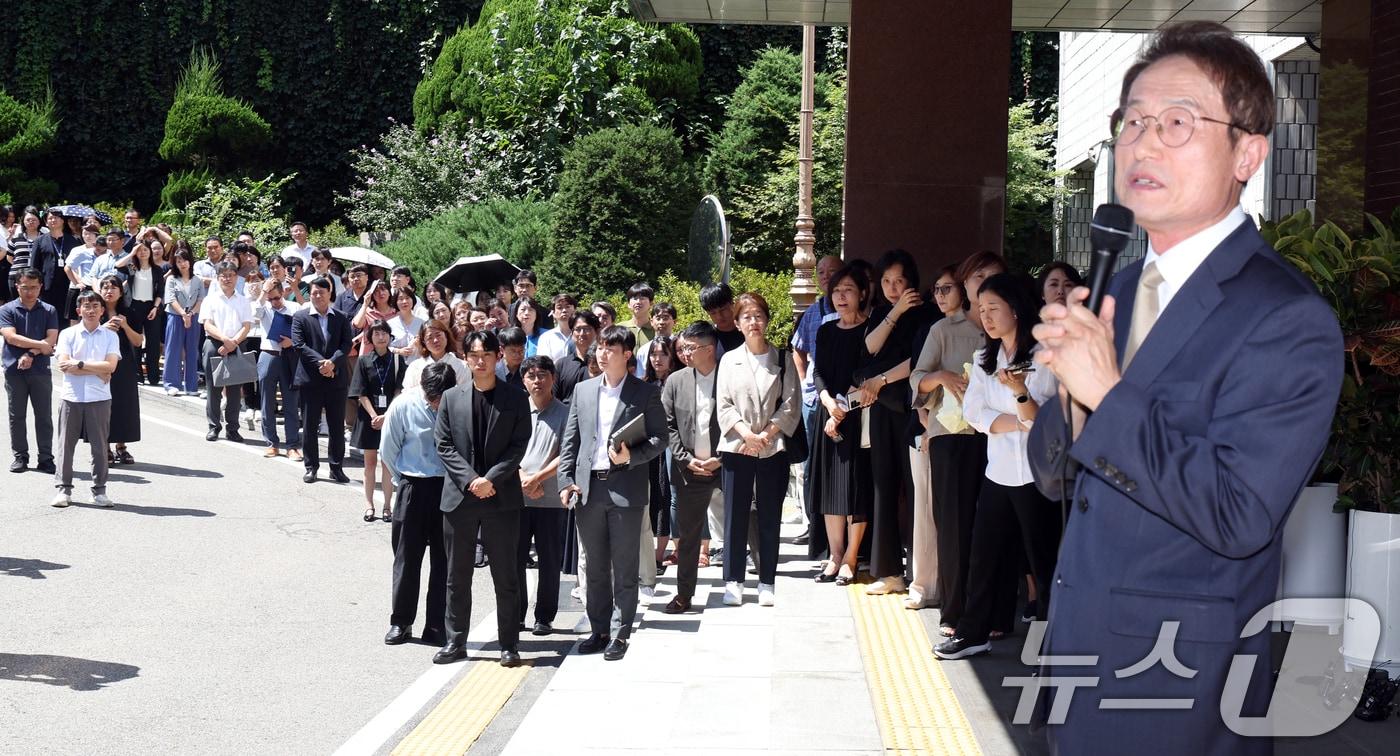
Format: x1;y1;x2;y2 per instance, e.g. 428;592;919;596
1342;508;1400;673
1274;484;1346;630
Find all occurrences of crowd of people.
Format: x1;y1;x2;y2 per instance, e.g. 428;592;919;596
2;203;1086;667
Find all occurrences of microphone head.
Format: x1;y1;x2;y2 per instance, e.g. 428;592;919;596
1089;204;1136;252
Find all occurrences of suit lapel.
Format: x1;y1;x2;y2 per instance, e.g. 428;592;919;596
460;385;475;458
611;376;634;435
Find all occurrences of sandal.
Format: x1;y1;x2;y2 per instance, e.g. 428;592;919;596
363;507;376;523
698;552;710;567
381;508;392;522
107;450;117;465
116;448;135;465
940;625;956;637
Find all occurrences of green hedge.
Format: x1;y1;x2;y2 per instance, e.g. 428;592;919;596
381;198;554;290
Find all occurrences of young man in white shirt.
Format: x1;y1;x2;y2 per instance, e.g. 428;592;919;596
535;293;576;363
280;221;316;269
200;261;254;442
252;276;303;460
51;290;121;507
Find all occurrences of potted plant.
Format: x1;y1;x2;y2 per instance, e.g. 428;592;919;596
1264;208;1400;664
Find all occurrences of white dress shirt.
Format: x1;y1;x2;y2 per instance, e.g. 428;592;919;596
401;352;469;389
280;243;316;269
591;375;625;471
198;289;254;337
56;322;121;403
962;345;1058;487
537;327;571;363
1142;206;1248;316
694;368;716;461
255;300;301;352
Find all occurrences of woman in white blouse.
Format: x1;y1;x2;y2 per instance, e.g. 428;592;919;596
401;319;468;390
715;292;801;608
388;287;426;365
933;272;1061;661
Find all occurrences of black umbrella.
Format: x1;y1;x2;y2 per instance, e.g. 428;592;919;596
47;204;114;225
433;254;520;294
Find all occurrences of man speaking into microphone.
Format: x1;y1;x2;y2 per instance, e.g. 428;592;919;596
1028;22;1342;755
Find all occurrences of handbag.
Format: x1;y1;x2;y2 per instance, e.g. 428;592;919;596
774;349;809;464
210;351;258;387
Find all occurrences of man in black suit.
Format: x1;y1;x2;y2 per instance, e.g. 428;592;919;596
291;277;353;484
659;322;723;614
558;326;667;661
433;330;532;668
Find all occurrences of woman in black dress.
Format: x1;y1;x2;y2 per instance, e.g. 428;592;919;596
96;274;144;464
810;265;874;585
350;321;403;522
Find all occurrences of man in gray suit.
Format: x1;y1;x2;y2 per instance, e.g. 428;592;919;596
659;322;723;614
558;325;667;661
433;330;532;668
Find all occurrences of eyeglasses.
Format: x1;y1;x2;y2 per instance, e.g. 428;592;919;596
933;284;957;296
679;343;712;354
1110;106;1249;148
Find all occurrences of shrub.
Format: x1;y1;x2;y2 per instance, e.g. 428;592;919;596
655;265;797;346
0;86;58;205
158;168;215;216
412;0;701;196
381;198;554;290
338;122;528;232
309;221;360;251
177;174;295;255
702;48;806;203
158;49;271;169
537;124;698;301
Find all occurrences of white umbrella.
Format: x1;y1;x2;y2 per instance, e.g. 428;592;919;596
328;246;395;269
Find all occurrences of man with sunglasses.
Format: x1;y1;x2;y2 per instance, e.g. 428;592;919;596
1029;22;1343;753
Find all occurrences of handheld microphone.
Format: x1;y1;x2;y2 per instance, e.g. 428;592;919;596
1085;204;1136;315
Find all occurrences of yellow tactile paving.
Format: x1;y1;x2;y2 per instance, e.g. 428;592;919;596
391;660;530;756
848;582;984;756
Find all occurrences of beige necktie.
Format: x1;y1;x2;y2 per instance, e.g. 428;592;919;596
1122;262;1163;369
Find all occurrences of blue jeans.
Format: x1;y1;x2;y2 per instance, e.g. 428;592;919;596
163;313;200;392
257;351;301;448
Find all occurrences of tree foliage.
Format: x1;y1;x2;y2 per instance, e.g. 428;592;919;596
703;48;808;205
0;86;58;204
412;0;701;197
177;174;296;254
158;49;271;169
537;124;698;300
381;198;553;289
1005;100;1072;272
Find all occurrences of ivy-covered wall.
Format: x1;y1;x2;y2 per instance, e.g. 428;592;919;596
0;0;481;223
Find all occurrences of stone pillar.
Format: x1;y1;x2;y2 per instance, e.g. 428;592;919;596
842;0;1013;276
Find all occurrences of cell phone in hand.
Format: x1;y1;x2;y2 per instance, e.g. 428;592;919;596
1006;360;1035;375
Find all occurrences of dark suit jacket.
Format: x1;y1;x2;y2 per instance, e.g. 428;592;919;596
29;233;62;292
661;366;721;488
290;306;353;389
1028;220;1343;754
434;380;531;514
558;373;666;508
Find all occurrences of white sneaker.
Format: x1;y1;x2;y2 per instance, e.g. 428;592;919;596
50;491;71;508
93;493;114;508
865;575;907;596
758;583;775;607
570;585;584;601
165;387;181;396
723;581;743;606
639;585;656;599
243;409;257;430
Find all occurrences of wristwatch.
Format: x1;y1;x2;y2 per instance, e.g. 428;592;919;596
77;360;85;371
1015;393;1029;404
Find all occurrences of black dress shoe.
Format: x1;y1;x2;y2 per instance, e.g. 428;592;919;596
328;466;351;483
226;430;245;443
577;633;610;655
792;529;810;545
303;469;317;484
531;622;552;636
433;642;468;664
206;429;219;442
663;597;692;614
9;458;27;473
420;627;446;646
603;638;629;661
814;570;837;583
35;460;55;475
500;647;522;667
384;625;412;645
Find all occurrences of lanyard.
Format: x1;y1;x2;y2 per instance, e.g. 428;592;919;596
374;354;392;389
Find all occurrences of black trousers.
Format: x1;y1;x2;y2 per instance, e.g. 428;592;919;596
203;342;244;433
142;306;164;384
720;452;785;586
673;477;721;599
390;476;447;630
444;505;521;649
517;507;567;625
300;386;347;470
930;433;987;628
956;479;1062;645
576;481;645;639
6;370;53;462
868;401;915;578
125;300;156;383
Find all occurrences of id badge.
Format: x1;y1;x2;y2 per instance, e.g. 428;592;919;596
376;394;388;409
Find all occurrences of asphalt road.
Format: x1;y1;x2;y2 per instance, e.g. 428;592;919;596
1;379;579;754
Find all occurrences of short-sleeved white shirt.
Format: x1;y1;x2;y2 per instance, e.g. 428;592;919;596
57;322;121;403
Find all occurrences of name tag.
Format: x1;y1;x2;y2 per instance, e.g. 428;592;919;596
376;394;388;409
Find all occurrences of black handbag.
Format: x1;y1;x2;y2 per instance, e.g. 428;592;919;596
775;349;809;464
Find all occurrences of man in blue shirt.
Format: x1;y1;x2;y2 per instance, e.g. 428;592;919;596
789;254;840;543
380;361;456;647
0;267;60;473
